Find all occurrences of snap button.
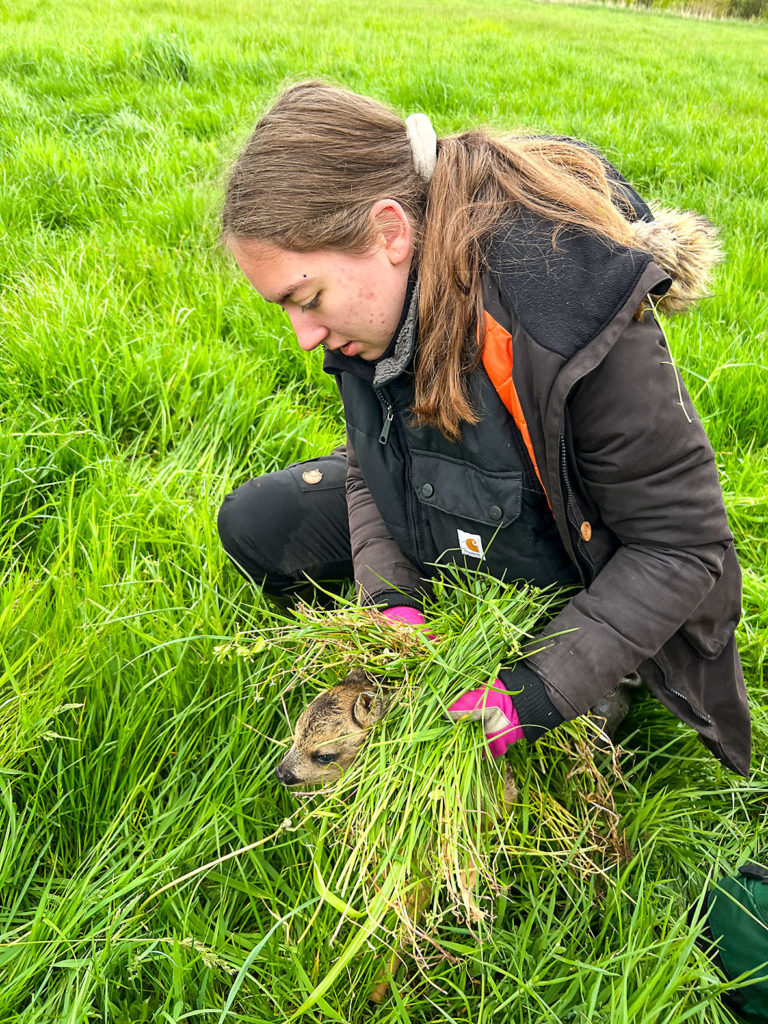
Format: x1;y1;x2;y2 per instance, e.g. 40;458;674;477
489;505;503;521
580;521;592;542
421;483;434;498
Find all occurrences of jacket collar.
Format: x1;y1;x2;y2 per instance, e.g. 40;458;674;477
373;284;419;387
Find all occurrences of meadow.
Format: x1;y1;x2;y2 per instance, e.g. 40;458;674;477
1;0;767;1020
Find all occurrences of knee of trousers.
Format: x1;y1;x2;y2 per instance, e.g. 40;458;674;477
217;458;351;590
217;474;296;587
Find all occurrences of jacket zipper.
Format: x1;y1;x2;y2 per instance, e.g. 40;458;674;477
559;436;596;579
378;393;394;445
666;684;712;724
375;385;423;560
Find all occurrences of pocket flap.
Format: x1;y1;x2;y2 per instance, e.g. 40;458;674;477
410;452;522;527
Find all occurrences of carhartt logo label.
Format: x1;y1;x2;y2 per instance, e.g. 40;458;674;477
302;469;324;484
458;530;484;559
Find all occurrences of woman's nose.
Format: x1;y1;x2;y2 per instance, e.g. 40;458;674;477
288;310;329;352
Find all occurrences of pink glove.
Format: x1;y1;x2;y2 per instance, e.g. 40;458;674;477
382;605;436;641
381;609;522;757
448;683;523;758
382;606;427;629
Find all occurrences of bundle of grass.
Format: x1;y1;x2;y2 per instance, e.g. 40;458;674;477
215;569;628;1009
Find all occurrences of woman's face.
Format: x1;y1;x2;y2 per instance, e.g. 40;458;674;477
229;200;413;361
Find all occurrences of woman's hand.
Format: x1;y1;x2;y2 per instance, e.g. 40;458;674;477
447;685;523;757
381;605;431;631
381;606;522;757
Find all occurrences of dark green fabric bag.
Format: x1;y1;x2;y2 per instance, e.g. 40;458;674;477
707;863;768;1021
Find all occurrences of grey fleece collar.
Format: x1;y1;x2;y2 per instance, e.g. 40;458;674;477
372;284;419;388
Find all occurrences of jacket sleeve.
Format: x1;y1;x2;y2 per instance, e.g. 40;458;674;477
345;433;427;610
519;311;737;721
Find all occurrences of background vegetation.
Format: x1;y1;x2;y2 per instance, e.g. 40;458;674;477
581;0;765;23
1;0;766;1020
580;0;767;24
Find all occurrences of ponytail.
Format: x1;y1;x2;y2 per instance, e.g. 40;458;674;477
224;82;641;440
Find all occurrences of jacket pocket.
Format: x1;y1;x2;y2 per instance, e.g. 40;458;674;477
410;451;522;527
409;451;580;587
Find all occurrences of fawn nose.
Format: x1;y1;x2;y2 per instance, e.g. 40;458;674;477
275;761;298;786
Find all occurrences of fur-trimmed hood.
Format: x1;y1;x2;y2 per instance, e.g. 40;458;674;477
628;204;724;315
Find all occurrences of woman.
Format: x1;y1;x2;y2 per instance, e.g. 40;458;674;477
217;80;750;776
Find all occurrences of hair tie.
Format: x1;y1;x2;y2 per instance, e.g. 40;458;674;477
405;113;437;183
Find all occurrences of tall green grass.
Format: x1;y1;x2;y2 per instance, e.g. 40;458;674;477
1;0;767;1019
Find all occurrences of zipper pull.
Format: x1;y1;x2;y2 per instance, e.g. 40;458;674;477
379;404;394;445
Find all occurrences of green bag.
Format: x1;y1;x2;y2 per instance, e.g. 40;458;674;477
707;863;768;1021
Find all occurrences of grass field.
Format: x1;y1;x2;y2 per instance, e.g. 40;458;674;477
1;0;767;1020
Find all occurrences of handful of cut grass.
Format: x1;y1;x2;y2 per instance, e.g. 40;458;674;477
220;570;627;1007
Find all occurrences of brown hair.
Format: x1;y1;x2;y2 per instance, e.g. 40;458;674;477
223;80;641;440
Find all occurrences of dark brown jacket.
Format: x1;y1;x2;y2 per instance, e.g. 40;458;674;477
326;209;751;777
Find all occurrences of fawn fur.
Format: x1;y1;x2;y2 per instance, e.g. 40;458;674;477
275;669;515;1003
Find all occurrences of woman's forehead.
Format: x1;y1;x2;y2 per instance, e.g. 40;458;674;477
230;240;377;304
230;240;320;303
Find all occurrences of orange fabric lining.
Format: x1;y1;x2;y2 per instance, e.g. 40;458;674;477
480;311;551;509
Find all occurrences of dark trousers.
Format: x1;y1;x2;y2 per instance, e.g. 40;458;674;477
217;450;354;597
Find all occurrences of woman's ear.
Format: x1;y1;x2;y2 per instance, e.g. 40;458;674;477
370;199;412;266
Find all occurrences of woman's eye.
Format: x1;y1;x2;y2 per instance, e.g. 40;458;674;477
312;752;337;765
300;294;320;313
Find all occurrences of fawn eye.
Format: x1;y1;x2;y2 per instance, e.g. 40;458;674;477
311;752;337;766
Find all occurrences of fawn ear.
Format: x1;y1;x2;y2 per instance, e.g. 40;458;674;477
342;668;370;687
352;690;385;729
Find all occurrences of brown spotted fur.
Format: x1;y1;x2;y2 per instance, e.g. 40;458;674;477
275;668;384;786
